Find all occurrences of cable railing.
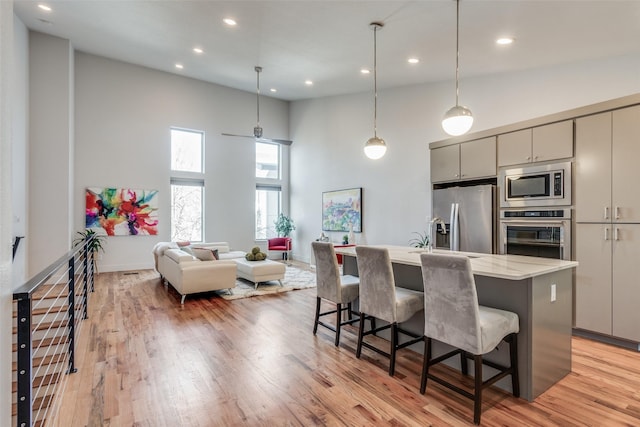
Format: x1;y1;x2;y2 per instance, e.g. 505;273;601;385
12;236;96;427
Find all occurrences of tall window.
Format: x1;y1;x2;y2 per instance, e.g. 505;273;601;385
255;142;281;239
171;128;204;242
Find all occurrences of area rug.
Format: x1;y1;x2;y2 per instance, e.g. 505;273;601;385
220;265;316;300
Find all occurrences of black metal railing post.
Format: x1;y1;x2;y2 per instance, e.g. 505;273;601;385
83;242;89;319
67;257;77;374
16;296;33;427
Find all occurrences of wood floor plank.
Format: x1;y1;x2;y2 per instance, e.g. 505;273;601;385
52;266;640;426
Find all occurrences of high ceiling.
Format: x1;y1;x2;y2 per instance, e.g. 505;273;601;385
14;0;640;101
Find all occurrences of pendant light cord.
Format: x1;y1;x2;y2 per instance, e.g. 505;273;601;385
455;0;460;106
373;24;379;137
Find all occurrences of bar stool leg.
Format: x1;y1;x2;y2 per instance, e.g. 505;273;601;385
313;297;321;335
473;354;483;425
509;333;520;397
389;323;398;376
356;312;366;358
420;337;431;394
335;303;342;346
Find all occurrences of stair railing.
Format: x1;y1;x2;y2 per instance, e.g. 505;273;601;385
12;235;96;427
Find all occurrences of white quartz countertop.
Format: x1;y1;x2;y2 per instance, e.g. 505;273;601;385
334;245;578;281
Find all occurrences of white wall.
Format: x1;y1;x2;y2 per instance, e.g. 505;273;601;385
11;16;28;286
28;32;74;275
73;53;289;271
290;53;640;263
1;2;14;424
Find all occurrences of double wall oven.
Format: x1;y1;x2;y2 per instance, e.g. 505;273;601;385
498;161;572;260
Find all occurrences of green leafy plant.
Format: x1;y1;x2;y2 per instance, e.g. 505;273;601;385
73;229;106;273
409;231;430;248
274;213;296;237
342;234;349;244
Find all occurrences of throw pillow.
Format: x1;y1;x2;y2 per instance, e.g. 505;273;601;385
176;241;191;247
211;249;219;260
192;247;216;261
181;246;194;256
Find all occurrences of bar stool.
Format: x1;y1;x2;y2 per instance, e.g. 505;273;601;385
419;253;520;425
312;242;360;346
355;246;424;376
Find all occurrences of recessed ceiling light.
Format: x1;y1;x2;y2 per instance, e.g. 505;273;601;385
305;80;313;86
496;37;514;45
270;88;277;93
193;47;203;54
38;4;52;12
175;63;184;69
223;18;237;26
408;58;420;64
361;68;371;74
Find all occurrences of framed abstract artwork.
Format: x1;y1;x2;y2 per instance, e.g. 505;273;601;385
85;187;159;236
322;187;362;232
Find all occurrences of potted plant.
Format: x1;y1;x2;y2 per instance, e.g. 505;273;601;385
409;231;429;248
73;229;106;273
274;213;295;237
342;234;349;244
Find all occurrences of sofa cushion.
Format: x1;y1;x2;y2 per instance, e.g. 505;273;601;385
192;247;219;261
165;248;195;263
153;241;178;256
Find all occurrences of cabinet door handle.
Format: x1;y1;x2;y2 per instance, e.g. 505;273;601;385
526;156;531;161
604;227;609;241
534;155;538;160
604;206;609;220
454;173;459;178
615;206;620;220
615;227;620;241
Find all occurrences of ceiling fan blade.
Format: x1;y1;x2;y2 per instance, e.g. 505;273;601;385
221;132;254;139
257;137;293;146
222;132;293;146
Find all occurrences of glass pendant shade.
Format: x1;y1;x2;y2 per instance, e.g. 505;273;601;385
442;105;474;136
364;136;387;160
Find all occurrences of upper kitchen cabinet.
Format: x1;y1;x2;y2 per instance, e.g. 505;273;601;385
574;112;612;223
575;105;640;223
431;137;496;183
497;120;574;167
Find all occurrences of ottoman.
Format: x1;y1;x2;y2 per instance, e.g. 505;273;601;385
234;258;287;289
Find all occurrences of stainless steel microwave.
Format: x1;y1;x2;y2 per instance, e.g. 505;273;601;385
499;161;571;208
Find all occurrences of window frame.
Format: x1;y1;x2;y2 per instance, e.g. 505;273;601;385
170;127;205;242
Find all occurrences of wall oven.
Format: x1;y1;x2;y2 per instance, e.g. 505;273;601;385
499;161;571;208
499;208;571;260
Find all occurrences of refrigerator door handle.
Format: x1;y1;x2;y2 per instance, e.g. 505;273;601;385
449;203;456;251
452;203;460;251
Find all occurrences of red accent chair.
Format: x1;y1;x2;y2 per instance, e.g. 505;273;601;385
268;237;292;261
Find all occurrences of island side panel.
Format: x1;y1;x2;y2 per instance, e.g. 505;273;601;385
474;275;533;401
530;269;573;398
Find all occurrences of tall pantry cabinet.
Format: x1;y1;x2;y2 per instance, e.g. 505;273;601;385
574;105;640;343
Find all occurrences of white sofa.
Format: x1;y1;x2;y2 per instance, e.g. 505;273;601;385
153;242;245;304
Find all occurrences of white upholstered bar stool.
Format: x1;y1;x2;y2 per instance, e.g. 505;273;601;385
419;253;520;425
312;242;360;346
355;246;424;376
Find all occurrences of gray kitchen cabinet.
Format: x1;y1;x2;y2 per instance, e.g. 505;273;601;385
498;120;573;167
431;137;496;183
574;223;612;335
574;105;640;343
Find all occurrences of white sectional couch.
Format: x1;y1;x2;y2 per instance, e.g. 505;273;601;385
153;242;245;304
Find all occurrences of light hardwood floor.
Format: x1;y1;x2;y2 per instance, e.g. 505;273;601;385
54;265;640;426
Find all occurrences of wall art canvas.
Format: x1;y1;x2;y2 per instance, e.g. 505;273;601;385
322;187;362;232
85;187;159;236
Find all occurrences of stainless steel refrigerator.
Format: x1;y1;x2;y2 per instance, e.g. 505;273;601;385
432;184;496;254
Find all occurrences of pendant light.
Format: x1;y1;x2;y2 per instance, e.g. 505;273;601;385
442;0;473;136
364;22;387;160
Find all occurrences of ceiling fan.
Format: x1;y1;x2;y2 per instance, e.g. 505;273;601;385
222;66;293;146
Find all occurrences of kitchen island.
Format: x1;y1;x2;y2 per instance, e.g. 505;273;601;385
335;245;578;402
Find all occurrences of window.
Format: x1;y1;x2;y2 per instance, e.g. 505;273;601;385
255;185;281;240
256;142;279;179
170;128;204;242
255;142;282;239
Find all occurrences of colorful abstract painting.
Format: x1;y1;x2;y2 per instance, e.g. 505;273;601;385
322;188;362;232
85;187;159;236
